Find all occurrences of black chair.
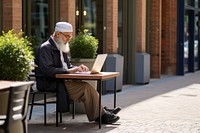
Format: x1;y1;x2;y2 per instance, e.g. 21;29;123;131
28;74;75;126
0;82;33;133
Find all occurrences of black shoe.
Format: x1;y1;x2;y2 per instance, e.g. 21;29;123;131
104;106;121;114
96;111;120;124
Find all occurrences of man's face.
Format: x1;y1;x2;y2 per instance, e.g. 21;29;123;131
59;32;73;43
55;32;73;53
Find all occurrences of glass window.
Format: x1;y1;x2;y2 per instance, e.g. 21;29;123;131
195;0;199;8
184;14;189;72
118;0;123;54
194;16;199;69
31;0;49;43
76;0;96;36
185;0;194;6
83;0;96;36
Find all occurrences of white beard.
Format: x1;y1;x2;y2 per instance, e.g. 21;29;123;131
57;37;70;53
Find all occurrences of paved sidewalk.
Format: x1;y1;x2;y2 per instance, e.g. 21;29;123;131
28;71;200;133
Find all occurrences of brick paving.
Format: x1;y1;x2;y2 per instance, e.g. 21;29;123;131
28;71;200;133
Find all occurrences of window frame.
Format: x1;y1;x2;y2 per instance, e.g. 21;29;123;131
22;0;59;38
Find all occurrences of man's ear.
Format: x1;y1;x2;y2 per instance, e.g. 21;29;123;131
55;32;60;38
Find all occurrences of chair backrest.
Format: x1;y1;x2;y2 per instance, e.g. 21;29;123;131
0;82;32;130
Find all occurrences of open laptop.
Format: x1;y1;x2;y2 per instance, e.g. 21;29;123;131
76;54;108;74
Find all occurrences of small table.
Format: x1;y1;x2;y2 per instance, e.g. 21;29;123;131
55;72;120;129
0;80;34;91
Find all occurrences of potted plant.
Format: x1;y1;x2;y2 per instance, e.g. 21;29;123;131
70;29;98;58
0;30;34;81
69;29;99;69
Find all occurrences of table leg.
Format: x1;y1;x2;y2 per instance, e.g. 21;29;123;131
114;77;117;108
97;80;102;129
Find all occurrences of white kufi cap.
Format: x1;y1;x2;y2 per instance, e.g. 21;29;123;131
55;22;73;32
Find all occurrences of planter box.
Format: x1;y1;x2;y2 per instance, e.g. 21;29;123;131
103;54;124;94
135;53;150;84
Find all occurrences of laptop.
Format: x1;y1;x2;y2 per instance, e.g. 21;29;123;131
76;54;108;74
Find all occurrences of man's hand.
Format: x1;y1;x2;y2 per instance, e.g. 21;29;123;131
79;64;89;72
67;64;89;73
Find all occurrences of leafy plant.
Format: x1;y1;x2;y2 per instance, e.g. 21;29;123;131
0;30;34;81
69;29;98;58
28;35;41;50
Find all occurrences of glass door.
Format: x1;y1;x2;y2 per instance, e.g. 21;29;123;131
76;0;97;36
184;12;189;72
194;14;199;70
31;0;49;43
76;0;104;53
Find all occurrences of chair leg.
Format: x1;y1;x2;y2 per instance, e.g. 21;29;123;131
5;127;9;133
60;112;62;123
56;95;58;127
22;119;28;133
28;93;35;120
44;93;47;125
72;101;75;119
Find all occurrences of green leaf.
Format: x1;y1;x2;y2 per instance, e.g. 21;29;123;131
69;29;98;58
0;30;34;81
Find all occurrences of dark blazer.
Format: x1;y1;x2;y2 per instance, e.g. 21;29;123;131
35;36;73;112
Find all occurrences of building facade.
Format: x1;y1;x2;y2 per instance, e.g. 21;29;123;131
0;0;199;84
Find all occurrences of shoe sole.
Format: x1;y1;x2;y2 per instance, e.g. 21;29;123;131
102;116;120;124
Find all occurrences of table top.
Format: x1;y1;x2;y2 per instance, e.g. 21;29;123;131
56;72;120;80
0;80;34;91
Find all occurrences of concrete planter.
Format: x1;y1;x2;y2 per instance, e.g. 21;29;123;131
103;54;124;94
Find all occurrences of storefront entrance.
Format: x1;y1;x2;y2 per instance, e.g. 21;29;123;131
184;8;200;73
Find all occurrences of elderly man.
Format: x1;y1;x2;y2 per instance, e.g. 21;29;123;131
35;22;121;124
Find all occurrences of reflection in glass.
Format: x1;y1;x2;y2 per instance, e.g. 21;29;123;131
195;0;199;8
118;0;123;54
195;16;199;69
184;14;189;72
76;0;96;36
185;0;193;6
83;0;96;36
31;0;48;43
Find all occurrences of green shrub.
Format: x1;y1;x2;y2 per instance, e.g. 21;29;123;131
0;30;34;81
69;29;98;58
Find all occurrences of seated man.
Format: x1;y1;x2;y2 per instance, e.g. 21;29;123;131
35;22;121;124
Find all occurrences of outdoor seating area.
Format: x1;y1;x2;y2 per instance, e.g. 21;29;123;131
1;1;200;132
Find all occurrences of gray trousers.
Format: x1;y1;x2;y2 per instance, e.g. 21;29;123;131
64;81;104;121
